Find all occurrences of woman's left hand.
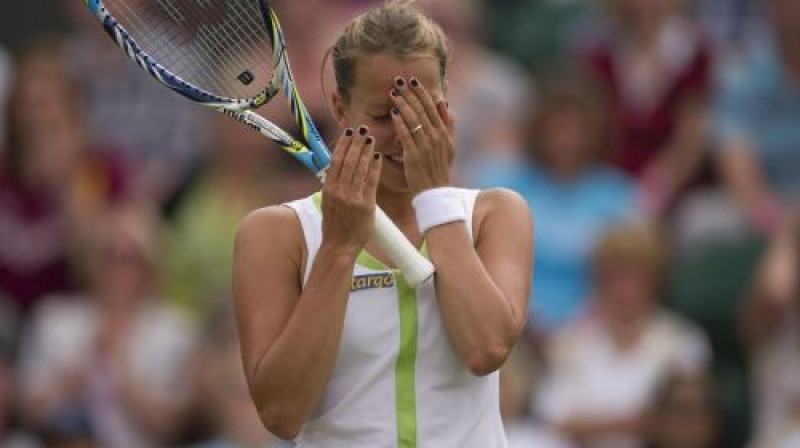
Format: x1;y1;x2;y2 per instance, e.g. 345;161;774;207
390;76;455;194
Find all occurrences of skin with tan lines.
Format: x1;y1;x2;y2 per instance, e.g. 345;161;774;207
232;52;533;439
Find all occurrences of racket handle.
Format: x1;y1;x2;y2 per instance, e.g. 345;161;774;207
373;206;435;287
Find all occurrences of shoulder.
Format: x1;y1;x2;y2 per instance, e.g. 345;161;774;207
651;310;707;343
547;315;600;366
475;187;533;222
236;204;304;246
474;187;534;243
649;311;711;368
27;295;95;331
234;205;305;270
651;310;710;360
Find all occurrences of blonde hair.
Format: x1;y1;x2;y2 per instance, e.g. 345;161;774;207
593;220;669;286
329;0;449;102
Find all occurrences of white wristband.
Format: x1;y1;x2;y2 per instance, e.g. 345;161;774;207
412;187;467;234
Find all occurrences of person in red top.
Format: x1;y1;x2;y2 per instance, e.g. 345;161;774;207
0;42;127;315
580;0;712;216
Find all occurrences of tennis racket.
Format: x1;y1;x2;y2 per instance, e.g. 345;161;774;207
82;0;434;286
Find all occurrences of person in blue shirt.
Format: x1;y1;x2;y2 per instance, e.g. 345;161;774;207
473;71;639;334
714;0;800;236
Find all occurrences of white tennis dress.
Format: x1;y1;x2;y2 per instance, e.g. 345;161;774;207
285;189;507;448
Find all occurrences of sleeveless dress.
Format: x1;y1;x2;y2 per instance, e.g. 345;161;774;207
284;189;507;448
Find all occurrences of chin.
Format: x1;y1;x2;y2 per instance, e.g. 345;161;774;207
378;174;411;195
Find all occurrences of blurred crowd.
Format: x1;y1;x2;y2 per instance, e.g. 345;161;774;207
0;0;797;447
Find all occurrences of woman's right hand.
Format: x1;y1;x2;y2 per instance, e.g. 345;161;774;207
320;126;382;257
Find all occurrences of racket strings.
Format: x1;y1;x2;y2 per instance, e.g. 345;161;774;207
103;0;275;100
115;0;228;95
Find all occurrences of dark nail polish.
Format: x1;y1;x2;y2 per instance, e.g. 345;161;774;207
410;78;419;87
365;136;374;145
395;77;405;87
358;126;368;136
391;107;399;115
391;89;399;97
374;153;381;160
345;128;353;136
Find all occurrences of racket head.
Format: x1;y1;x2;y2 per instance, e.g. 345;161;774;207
83;0;331;173
85;0;282;108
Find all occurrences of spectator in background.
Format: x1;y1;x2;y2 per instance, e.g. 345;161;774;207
580;0;712;216
645;373;724;448
474;71;637;334
713;0;800;237
417;0;532;182
192;304;292;448
16;201;198;447
164;116;316;323
59;2;210;210
0;41;127;316
534;221;711;448
742;210;800;448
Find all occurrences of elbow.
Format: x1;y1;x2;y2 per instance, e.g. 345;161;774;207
465;344;511;376
257;404;304;440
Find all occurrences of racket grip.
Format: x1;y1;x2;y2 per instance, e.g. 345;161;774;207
373;206;435;287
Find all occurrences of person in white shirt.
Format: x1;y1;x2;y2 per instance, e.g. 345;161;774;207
535;221;711;448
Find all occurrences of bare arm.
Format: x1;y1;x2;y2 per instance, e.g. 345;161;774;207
741;213;798;351
641;98;708;214
426;189;533;375
718;139;784;234
233;128;381;439
390;76;533;375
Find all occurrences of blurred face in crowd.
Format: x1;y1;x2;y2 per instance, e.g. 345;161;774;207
89;206;157;305
650;376;720;448
99;237;151;302
7;50;85;190
597;260;659;326
537;104;593;179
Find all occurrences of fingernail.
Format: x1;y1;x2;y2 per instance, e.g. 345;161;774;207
410;77;419;87
391;107;399;115
358;126;368;136
365;136;374;145
374;153;381;160
395;77;405;87
391;89;399;97
345;128;353;136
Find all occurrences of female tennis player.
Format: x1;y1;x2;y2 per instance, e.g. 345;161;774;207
232;1;534;446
